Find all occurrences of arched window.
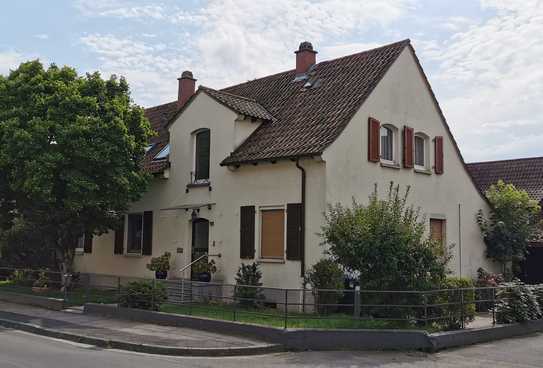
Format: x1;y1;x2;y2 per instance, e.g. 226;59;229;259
414;133;429;169
380;125;395;162
193;129;210;181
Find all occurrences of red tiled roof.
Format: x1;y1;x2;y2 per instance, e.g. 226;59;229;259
467;157;543;203
221;39;410;165
142;101;177;173
143;39;412;171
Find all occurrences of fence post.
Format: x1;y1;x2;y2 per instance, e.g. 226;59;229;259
460;288;465;329
354;286;361;318
284;289;288;329
492;287;496;326
233;285;237;321
151;278;156;311
423;293;428;328
84;274;90;303
63;273;69;302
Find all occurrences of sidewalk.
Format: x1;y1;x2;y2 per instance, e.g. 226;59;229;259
0;301;281;356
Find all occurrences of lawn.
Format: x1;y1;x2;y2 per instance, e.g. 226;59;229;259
0;280;119;306
159;302;422;330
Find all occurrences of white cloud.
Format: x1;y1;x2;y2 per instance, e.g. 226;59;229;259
425;0;543;161
78;0;414;106
34;34;49;40
0;51;25;75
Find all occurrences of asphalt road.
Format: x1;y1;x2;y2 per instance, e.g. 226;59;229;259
2;326;543;368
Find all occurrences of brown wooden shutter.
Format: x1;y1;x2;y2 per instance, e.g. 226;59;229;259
114;221;124;255
368;117;380;162
83;233;92;254
142;211;153;256
240;206;255;259
286;203;302;260
434;136;444;174
403;126;414;168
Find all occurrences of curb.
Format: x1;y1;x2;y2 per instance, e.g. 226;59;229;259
0;317;284;356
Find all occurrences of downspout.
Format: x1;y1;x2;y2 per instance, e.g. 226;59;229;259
295;159;306;277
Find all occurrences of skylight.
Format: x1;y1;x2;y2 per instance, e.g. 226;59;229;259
153;144;170;160
145;144;154;153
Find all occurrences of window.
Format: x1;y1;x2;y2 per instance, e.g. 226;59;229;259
75;236;85;253
380;125;394;162
430;218;446;248
194;129;210;181
154;144;170;160
260;208;285;259
127;213;144;254
415;135;425;168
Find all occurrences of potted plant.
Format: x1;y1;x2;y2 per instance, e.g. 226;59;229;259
146;252;171;279
192;258;217;282
31;271;50;294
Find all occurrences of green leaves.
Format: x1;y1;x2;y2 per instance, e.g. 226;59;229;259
321;182;450;291
0;60;153;270
477;180;541;267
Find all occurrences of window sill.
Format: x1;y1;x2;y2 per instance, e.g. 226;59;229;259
258;258;285;264
186;181;212;192
75;250;84;256
380;161;401;170
414;168;432;175
124;253;143;258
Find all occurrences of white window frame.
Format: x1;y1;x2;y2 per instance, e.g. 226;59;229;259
191;128;211;184
126;212;144;255
414;132;430;171
258;205;286;262
380;124;398;164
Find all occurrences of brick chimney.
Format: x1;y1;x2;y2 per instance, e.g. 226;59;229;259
177;70;196;108
295;41;317;75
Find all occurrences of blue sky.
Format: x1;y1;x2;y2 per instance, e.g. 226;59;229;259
1;0;542;162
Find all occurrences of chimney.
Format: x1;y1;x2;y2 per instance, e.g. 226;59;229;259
295;41;317;75
177;70;196;108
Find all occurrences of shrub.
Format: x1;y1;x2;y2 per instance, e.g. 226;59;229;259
304;258;344;314
434;277;475;330
119;281;167;311
9;269;33;286
477;180;541;276
321;183;450;292
234;263;264;307
33;271;50;288
474;267;504;312
495;279;541;323
146;252;171;273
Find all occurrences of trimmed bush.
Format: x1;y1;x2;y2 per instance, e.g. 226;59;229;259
234;263;265;307
304;258;344;314
496;280;541;323
434;277;475;330
119;281;167;311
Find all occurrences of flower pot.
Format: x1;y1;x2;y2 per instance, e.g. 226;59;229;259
32;286;50;294
196;272;211;282
155;271;168;280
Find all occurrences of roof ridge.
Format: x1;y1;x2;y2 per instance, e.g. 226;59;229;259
144;100;177;111
467;156;543;165
200;85;259;103
221;39;411;93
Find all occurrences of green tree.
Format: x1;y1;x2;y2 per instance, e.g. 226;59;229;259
477;180;541;275
0;60;153;276
321;183;450;291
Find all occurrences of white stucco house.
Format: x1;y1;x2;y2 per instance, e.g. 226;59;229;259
74;39;496;288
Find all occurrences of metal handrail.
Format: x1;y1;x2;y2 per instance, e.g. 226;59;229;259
178;253;221;274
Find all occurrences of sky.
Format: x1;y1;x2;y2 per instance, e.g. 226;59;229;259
0;0;542;163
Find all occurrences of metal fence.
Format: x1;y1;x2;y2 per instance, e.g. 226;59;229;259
0;267;503;330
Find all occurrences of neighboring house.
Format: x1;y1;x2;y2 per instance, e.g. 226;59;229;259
74;39;496;288
467;157;543;282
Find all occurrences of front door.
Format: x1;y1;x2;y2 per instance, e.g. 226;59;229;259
191;218;209;264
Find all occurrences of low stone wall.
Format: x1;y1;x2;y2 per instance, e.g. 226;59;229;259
84;303;432;350
0;290;64;311
84;303;543;351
